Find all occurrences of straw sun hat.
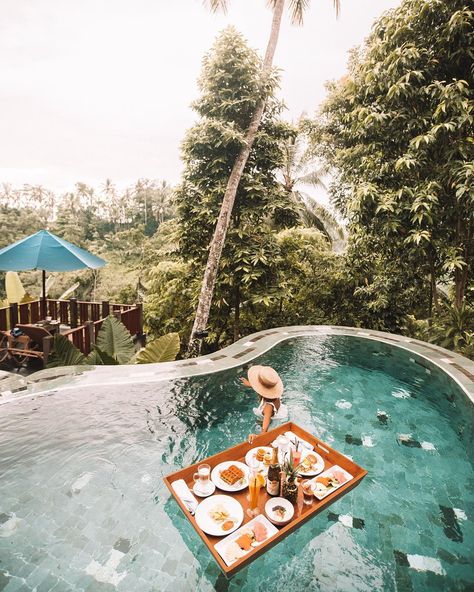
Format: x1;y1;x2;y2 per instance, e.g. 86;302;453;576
247;365;283;400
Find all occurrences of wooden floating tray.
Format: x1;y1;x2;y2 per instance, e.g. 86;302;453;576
164;421;367;577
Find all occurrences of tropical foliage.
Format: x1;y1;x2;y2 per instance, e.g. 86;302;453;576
309;0;473;354
188;0;341;355
47;316;180;368
145;28;344;350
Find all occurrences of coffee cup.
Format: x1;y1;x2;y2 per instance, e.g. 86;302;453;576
193;463;211;493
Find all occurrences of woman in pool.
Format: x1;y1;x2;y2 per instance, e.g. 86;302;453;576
240;365;288;444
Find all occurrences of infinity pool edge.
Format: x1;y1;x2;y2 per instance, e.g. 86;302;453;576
1;325;473;406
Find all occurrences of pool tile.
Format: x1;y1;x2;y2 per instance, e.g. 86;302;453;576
345;434;362;446
394;550;410;566
395;564;414;592
113;538;132;554
406;554;445;575
439;506;463;543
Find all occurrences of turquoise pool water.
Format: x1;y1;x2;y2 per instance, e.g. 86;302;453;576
0;335;473;591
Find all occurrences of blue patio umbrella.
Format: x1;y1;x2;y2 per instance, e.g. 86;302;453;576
0;230;106;316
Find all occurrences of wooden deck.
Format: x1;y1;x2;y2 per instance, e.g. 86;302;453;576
0;298;143;355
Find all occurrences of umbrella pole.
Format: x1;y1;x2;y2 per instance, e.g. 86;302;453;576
41;269;47;319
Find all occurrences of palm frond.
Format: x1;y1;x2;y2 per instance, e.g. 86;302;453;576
295;192;344;242
204;0;228;13
298;169;327;189
288;0;310;25
283;0;340;24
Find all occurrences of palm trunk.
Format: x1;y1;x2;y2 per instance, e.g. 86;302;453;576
187;0;286;356
233;281;240;342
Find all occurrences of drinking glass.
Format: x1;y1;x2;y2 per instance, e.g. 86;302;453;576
193;463;211;492
292;448;302;466
276;435;289;462
247;472;264;517
246;458;259;502
301;479;314;505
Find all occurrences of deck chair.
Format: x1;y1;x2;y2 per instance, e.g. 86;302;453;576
9;324;54;368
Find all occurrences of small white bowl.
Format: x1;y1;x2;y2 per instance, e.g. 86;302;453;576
264;497;294;526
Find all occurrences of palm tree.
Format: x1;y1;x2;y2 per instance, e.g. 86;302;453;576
154;181;174;225
280;127;344;246
187;0;341;356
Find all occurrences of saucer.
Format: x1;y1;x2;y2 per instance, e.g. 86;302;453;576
193;482;216;498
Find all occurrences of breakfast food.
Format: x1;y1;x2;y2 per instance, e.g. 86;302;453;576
316;476;332;487
256;448;266;462
218;519;275;566
331;470;348;484
252;521;268;542
209;505;230;522
272;505;287;520
233;522;268;550
299;453;319;473
222;520;235;531
220;464;245;486
313;467;351;498
235;533;253;551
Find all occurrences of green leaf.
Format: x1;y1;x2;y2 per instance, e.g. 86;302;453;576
96;316;135;364
85;345;120;365
47;334;85;368
134;333;180;364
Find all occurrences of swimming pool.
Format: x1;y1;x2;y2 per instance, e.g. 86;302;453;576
0;335;473;591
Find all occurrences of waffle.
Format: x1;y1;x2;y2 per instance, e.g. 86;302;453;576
220;464;245;485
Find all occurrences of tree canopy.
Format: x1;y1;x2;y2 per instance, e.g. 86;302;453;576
312;0;473;313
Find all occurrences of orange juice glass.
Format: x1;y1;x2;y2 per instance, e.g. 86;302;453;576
247;473;265;517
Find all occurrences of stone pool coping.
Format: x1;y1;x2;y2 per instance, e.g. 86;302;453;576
1;325;473;406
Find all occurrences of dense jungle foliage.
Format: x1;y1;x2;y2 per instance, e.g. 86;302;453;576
1;0;472;358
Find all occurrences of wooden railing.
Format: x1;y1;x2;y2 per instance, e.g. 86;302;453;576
0;298;143;355
62;305;143;354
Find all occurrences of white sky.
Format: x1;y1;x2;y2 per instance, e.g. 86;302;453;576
0;0;401;194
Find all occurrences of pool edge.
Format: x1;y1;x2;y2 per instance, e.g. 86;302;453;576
1;325;473;406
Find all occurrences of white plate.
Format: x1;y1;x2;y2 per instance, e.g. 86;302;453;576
297;449;325;477
310;465;353;500
244;446;273;474
264;497;294;526
193;481;216;498
214;515;278;566
194;494;244;536
211;461;249;492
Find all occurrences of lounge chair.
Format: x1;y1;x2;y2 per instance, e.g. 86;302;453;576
7;324;54;368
